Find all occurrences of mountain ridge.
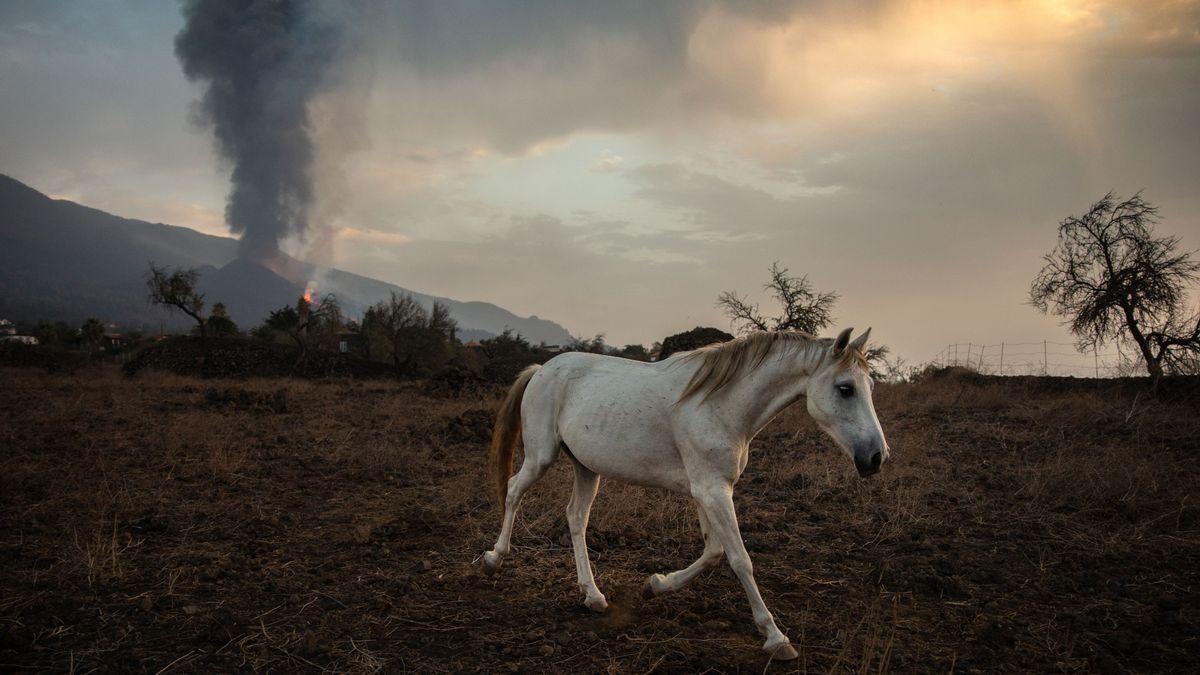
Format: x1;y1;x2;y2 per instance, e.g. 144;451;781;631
0;174;573;344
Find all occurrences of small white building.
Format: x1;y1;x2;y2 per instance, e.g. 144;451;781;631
0;319;39;344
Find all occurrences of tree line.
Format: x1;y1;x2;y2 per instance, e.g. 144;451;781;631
26;189;1197;387
139;263;662;379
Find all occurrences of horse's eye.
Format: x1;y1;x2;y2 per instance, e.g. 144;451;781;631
837;384;855;398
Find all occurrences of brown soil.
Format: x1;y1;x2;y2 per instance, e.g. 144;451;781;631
1;366;1198;672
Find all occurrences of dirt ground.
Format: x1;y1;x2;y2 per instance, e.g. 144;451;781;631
1;366;1198;673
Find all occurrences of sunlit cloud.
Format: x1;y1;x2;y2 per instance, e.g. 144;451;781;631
2;0;1197;356
591;150;624;173
334;226;414;246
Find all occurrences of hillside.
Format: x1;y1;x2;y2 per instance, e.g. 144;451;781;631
0;174;572;344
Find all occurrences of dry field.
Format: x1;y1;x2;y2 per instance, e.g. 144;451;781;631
1;365;1198;673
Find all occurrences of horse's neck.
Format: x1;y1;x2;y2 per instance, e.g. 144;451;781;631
717;347;818;440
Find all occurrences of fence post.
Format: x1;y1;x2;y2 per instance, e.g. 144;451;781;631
979;344;985;371
999;342;1004;375
1094;347;1099;378
953;343;958;366
1043;340;1048;375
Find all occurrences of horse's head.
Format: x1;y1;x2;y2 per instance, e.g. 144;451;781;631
805;327;889;478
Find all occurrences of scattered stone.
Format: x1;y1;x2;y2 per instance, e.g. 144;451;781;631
302;630;322;656
203;386;289;413
353;523;374;545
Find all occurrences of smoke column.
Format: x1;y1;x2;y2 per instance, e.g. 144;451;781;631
175;0;346;263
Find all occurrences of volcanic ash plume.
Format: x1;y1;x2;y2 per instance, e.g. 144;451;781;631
175;0;347;264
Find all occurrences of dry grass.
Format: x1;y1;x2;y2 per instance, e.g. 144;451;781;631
0;365;1197;672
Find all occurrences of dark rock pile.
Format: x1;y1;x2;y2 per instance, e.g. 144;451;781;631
123;337;396;379
203;386;289;413
0;343;86;373
658;326;735;360
443;408;494;445
422;363;491;398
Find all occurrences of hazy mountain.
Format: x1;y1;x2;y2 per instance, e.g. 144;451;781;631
0;174;573;344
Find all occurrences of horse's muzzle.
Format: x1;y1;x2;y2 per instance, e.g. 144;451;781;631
854;450;883;478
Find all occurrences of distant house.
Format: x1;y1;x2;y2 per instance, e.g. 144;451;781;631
336;331;364;355
0;319;37;345
102;333;133;349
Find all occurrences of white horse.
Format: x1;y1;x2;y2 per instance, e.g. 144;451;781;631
482;327;889;660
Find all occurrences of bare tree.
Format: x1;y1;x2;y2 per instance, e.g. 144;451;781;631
566;334;611;354
80;317;104;355
362;292;457;376
265;294;340;354
863;343;891;371
428;301;458;342
1030;191;1200;385
146;263;208;339
718;262;838;335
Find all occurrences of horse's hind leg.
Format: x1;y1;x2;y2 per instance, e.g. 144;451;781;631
483;422;558;569
566;461;606;612
643;502;724;597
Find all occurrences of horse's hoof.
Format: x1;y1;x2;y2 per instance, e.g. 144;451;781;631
584;594;608;613
764;640;798;661
642;574;665;599
482;550;502;573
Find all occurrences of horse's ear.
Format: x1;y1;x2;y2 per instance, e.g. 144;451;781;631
849;327;871;352
831;327;853;355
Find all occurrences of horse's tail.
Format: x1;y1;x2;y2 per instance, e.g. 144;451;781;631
490;364;541;508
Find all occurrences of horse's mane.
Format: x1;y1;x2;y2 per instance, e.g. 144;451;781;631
674;331;867;402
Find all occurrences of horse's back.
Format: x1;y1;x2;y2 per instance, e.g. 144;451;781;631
525;352;691;491
531;351;681;412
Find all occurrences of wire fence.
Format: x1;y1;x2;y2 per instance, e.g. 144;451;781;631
928;340;1143;378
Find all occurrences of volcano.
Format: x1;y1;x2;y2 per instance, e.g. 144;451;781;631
0;174;574;344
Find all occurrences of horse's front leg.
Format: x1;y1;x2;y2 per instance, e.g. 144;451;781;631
694;484;798;661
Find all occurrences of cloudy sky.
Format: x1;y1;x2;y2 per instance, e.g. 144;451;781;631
2;1;1198;362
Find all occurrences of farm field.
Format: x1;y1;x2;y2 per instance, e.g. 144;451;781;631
1;366;1198;672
